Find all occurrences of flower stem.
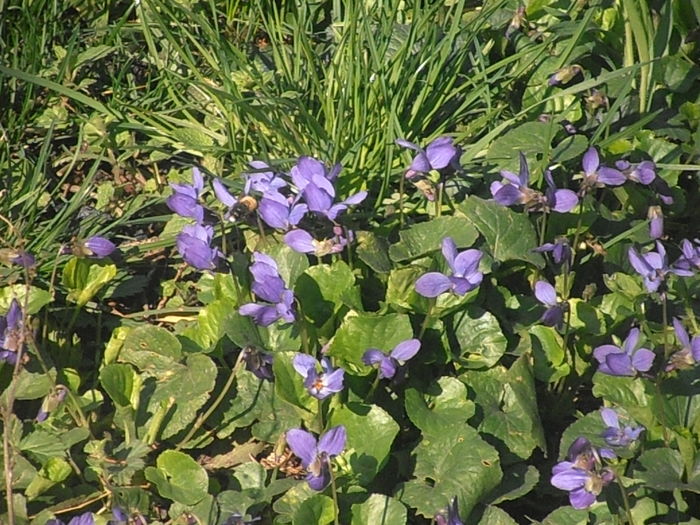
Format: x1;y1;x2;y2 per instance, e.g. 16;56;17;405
617;476;635;525
175;351;245;450
365;372;382;402
329;460;341;525
419;299;436;339
399;169;405;228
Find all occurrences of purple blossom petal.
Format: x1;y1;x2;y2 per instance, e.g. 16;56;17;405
238;303;280;326
597;166;626;186
492;183;523;206
379;358;397;379
582;147;599;175
213;178;238;207
551;468;590;491
292;354;317;377
550;189;579;213
83;236;116;258
362;349;385;366
534;281;557;307
604;352;635;376
303;183;334;214
425;137;458;170
622;328;640;354
415;272;452;297
284;230;316;254
542;306;564;327
286;429;317;467
317;425;346;456
391;339;421;362
441;237;458;270
167;193;204;222
631;348;655;372
452;249;482;278
600;408;619;429
569;487;597;509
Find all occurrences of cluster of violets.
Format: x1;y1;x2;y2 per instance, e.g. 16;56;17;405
166;158;367;269
552;408;644;509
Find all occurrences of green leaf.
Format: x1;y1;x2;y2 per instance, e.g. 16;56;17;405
19;427;89;464
478;506;518;525
528;325;570;383
327;312;413;375
12;369;52;400
486;121;551;174
458;197;544;268
552;134;589;165
296;261;357;327
263;243;309;288
62;258;117;306
356;232;392;273
171;127;215;151
634;449;686;491
273;483;317;524
146;353;218;439
388;216;479;262
488;464;540;504
386;267;429;312
222;311;263;348
180;298;236;350
99;363;134;407
0;285;52;314
351;494;407;525
329;402;399;486
215;370;274;438
461;356;546;460
145;450;209;505
292;494;336;525
119;325;183;377
591;373;652;426
452;307;507;369
405;377;475;436
399;425;502;518
272;351;317;415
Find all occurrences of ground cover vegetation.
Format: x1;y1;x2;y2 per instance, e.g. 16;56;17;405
1;0;700;523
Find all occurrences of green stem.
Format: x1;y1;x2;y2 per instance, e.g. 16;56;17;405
329;461;340;525
365;372;382;402
435;182;443;218
617;476;635;525
419;300;436;339
399;169;405;228
175;352;245;450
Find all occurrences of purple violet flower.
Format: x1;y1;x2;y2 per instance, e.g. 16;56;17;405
674;239;700;273
0;299;23;365
47;512;95;525
490;155;577;213
648;206;664;240
548;65;582;86
292;354;345;399
415;237;483;298
578;147;626;194
286;425;346;491
534;237;571;265
167;167;205;223
435;497;463;525
600;408;644;447
284;229;348;257
244;160;287;195
239;253;296;326
0;249;36;268
36;385;68;422
81;236;117;258
593;328;655;376
176;224;222;270
395;136;461;175
241;347;274;381
290;157;366;221
362;339;421;379
534;281;566;328
615;159;656;185
665;318;700;371
551;437;615;510
628;242;693;293
258;192;308;230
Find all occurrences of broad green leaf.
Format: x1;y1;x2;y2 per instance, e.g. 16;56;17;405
488;464;540;504
486;121;551;174
591;373;652;427
478;506;518;525
452;307;507;369
327;312;413;374
405;377;475;435
0;285;52;314
356;231;392;273
145;450;209;505
12;369;52;400
399;425;502;518
528;326;570;383
296;261;357;327
388;216;478;262
171;127;215;151
100;363;135;407
386;267;429;312
273;483;317;524
62;258;117;306
25;457;72;499
329;402;399;486
634;449;686;491
292;494;336;525
222;311;263;348
458;197;544;268
260;321;301;353
119;325;183;377
552;134;589;164
351;494;407;525
146;353;218;439
180;298;235;350
170;495;217;525
272;351;317;416
19;427;89;464
461;356;546;460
